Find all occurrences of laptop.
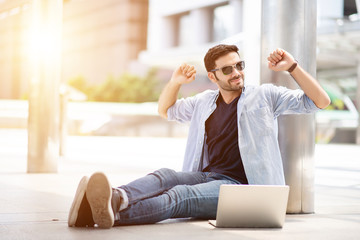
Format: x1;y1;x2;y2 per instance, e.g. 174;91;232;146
209;184;289;228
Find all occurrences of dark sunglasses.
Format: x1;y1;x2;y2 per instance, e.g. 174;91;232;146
210;61;245;75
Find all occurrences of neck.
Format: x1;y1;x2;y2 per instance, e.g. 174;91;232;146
219;89;242;104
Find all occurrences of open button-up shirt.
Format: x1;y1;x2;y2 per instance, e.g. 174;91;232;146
167;84;320;185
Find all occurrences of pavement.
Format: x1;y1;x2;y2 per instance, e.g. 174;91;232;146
0;129;359;240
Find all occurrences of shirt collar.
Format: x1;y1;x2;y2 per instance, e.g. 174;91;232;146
213;86;246;104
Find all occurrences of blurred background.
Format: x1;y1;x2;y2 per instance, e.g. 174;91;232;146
0;0;359;172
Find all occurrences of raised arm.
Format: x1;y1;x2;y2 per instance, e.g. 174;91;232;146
267;48;331;109
158;63;197;119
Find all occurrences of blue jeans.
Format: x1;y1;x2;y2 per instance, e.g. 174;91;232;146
114;168;240;225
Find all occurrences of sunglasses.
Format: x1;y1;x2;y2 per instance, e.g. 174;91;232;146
210;61;245;75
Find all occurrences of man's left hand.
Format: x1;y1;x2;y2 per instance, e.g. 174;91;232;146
267;48;296;72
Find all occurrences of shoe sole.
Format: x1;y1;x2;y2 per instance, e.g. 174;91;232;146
86;172;114;228
68;176;89;227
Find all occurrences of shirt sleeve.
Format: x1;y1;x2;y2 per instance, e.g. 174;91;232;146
266;84;320;118
167;95;197;123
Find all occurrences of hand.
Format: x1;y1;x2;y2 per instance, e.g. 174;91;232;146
267;48;296;72
171;63;197;85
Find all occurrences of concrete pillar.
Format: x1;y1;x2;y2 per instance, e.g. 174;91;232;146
242;0;261;86
260;0;317;213
161;16;179;48
353;0;360;145
59;85;68;156
27;0;63;173
229;0;243;35
190;8;213;45
356;59;360;145
11;14;21;99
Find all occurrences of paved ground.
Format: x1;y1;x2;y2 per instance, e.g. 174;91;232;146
0;129;359;240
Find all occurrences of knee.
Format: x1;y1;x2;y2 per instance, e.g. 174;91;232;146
155;168;175;174
152;168;177;178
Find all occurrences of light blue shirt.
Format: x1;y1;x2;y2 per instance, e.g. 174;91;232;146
167;84;320;185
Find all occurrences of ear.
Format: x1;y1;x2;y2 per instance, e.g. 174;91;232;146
208;72;217;83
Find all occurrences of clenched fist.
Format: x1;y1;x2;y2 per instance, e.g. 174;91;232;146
171;63;197;85
267;48;296;72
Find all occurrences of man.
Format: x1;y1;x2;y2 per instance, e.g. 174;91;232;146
68;44;330;228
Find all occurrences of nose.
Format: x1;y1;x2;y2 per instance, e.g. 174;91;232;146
232;66;242;76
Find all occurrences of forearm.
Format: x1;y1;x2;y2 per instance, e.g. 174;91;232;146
290;64;330;109
158;80;182;119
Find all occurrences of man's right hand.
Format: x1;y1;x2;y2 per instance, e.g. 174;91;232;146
158;63;197;119
171;63;197;85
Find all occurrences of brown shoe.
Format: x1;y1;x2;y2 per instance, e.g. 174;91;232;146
86;172;114;228
68;176;95;227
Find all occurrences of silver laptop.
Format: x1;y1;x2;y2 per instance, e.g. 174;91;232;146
209;184;289;228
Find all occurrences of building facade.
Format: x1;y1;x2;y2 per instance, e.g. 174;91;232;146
0;0;148;99
142;0;359;87
0;0;359;102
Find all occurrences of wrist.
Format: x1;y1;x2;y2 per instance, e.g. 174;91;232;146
169;78;182;88
287;60;298;73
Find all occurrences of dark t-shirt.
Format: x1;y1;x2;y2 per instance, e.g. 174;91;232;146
203;94;248;184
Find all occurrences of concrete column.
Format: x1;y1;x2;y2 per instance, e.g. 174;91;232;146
356;59;360;145
59;85;68;156
229;0;243;35
261;0;317;213
355;0;360;145
11;14;21;99
242;0;261;86
190;7;213;45
161;16;179;48
27;0;63;173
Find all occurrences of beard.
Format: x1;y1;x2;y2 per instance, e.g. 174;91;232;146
215;73;244;92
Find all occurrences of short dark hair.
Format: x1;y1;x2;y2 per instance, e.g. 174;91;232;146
204;44;239;72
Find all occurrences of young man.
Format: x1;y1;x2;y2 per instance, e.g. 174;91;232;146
68;44;330;228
